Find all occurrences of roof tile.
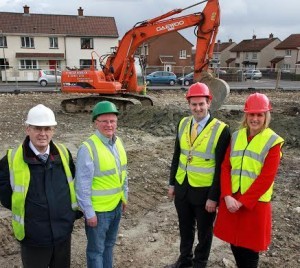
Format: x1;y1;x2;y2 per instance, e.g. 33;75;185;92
230;37;278;52
0;11;119;37
274;34;300;49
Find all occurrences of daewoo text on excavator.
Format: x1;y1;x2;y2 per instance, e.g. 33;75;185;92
60;0;229;112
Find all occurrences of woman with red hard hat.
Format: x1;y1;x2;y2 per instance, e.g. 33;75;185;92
214;92;284;268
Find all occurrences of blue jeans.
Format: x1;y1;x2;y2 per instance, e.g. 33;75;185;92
85;203;122;268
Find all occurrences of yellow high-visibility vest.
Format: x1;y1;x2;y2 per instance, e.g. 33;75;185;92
8;143;78;241
230;128;284;202
83;134;127;212
176;116;227;187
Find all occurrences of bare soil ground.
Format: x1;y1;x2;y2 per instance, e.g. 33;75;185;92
0;89;299;268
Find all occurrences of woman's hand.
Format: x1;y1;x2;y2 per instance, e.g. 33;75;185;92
224;195;242;213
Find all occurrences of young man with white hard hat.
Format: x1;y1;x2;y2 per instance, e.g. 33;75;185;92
0;104;80;268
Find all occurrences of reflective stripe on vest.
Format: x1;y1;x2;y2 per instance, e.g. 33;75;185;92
55;143;78;210
8;143;77;241
230;128;284;202
175;116;227;187
83;134;127;212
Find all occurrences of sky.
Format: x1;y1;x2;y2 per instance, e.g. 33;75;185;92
1;0;299;46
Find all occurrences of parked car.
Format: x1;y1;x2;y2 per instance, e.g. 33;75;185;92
38;69;61;86
146;71;177;86
177;72;194;86
244;69;262;80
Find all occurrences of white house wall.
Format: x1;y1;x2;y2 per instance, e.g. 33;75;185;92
1;34;118;81
260;39;281;68
64;37;118;69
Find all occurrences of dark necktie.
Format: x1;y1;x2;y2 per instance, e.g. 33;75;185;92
38;154;48;163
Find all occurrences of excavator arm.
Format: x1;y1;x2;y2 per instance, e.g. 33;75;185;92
105;0;221;92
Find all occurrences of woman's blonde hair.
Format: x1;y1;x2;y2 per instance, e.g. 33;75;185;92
240;111;271;130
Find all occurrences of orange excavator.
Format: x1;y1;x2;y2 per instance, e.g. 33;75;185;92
61;0;229;112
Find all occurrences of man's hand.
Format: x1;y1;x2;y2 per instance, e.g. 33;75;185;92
205;199;217;213
224;195;242;213
167;186;175;201
86;215;97;227
122;203;127;213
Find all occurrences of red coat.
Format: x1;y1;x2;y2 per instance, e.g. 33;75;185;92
214;136;282;252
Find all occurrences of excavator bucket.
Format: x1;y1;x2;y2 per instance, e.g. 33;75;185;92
198;71;230;112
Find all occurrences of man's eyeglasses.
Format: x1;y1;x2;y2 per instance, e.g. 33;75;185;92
95;119;117;125
29;126;54;133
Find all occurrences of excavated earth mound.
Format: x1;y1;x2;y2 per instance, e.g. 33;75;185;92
0;90;299;268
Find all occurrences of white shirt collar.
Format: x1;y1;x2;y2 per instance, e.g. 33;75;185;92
193;113;210;128
29;141;50;156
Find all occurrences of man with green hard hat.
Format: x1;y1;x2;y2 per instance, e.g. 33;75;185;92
75;101;128;268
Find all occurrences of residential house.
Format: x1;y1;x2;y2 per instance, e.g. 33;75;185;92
212;39;236;69
272;34;300;74
139;31;194;76
229;34;281;70
0;6;119;81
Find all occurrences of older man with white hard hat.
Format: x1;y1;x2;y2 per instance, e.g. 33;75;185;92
0;104;81;268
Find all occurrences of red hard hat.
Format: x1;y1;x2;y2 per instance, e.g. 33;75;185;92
244;93;272;113
186;82;212;100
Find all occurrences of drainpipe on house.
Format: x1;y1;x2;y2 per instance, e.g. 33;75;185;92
295;49;299;75
55;64;58;91
0;30;8;84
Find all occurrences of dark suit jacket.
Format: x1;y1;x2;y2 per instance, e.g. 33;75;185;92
169;114;231;205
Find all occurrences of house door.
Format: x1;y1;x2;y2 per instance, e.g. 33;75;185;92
165;65;172;72
49;60;57;70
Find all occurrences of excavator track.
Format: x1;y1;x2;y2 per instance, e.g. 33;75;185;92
61;94;154;113
119;93;154;106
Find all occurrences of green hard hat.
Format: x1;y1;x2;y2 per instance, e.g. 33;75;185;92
92;101;119;121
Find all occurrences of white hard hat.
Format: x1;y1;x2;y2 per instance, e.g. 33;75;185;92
25;104;57;126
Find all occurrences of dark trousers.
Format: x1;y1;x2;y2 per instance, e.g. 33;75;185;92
231;244;259;268
21;236;71;268
175;195;216;267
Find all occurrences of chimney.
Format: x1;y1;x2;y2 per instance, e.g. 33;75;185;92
269;33;274;39
252;35;256;40
23;5;30;15
229;38;232;43
78;7;84;17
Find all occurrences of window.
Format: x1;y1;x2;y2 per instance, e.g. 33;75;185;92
80;59;96;69
0;35;7;47
143;44;148;56
285;49;291;56
21;37;34;48
252;52;257;59
20;59;37;69
49;37;58;49
179;50;187;59
81;38;93;49
213;53;219;60
138;44;148;56
237;52;240;58
245;53;249;59
283;64;291;70
0;59;9;69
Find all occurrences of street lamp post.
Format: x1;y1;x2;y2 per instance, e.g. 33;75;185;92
0;30;8;84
